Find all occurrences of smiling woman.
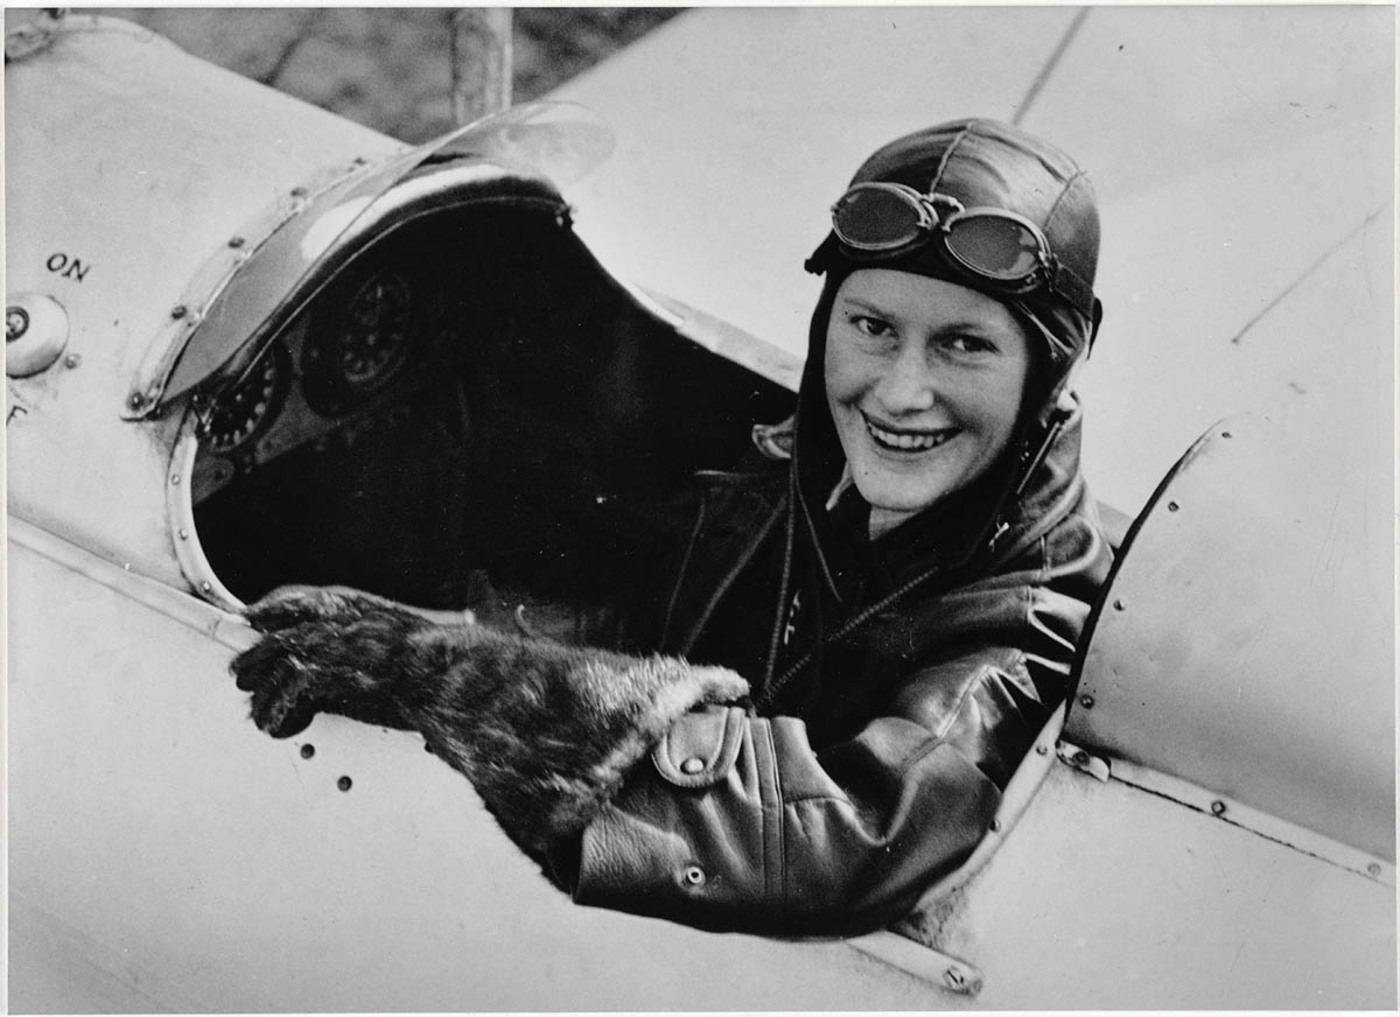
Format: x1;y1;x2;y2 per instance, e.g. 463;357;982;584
232;117;1114;937
824;272;1034;537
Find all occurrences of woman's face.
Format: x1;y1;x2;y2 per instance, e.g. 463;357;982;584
824;268;1033;521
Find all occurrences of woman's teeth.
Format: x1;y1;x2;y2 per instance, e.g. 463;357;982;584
865;419;954;451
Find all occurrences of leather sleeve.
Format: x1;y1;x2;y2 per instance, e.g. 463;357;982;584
563;642;1051;938
553;502;1109;937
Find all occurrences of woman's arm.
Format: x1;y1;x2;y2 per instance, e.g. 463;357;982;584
560;628;1066;937
231;573;1090;938
231;585;749;854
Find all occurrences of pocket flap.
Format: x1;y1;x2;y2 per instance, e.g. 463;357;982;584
652;704;745;788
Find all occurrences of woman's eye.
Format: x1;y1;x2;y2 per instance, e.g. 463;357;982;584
946;334;995;354
852;315;895;338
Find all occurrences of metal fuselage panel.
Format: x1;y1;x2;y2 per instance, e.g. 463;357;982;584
925;760;1396;1009
12;533;1393;1010
1071;415;1395;862
5;15;397;579
8;537;958;1012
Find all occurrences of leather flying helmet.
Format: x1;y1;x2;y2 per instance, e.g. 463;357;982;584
806;118;1103;377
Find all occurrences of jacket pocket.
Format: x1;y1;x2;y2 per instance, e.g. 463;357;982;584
651;704;746;788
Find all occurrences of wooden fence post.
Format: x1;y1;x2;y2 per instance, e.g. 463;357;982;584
449;8;513;124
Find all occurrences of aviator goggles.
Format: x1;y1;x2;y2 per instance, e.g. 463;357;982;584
829;183;1095;319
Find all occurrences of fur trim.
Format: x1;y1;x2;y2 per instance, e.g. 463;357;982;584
233;586;748;854
419;638;748;853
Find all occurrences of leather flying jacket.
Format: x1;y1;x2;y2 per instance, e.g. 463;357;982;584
553;393;1113;937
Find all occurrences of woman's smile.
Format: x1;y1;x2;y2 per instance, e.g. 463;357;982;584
861;411;959;453
824;269;1033;532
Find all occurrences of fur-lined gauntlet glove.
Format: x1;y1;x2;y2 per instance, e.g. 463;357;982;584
231;585;748;855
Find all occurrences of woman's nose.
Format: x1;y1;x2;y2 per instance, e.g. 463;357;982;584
873;343;937;414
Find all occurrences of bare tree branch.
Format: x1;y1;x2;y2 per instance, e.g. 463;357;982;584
256;9;324;88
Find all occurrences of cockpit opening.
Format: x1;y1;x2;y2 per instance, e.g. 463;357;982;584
189;202;794;625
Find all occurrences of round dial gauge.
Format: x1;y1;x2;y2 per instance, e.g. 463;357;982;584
302;270;414;416
342;272;413;384
202;345;287;455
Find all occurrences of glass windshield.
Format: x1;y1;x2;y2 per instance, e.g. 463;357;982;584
153;102;613;411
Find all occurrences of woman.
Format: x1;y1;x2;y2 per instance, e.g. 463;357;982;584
232;117;1112;937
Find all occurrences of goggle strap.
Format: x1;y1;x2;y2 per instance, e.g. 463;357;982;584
1045;260;1095;320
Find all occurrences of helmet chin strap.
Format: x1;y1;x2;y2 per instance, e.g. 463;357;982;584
986;352;1083;553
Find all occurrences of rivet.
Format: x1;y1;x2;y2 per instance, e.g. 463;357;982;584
200;581;212;593
989;818;1001;832
170;304;187;319
300;744;315;759
170;474;181;485
681;864;705;887
1071;750;1090;766
177;528;189;540
1112;599;1125;611
1167;501;1180;512
594;494;607;505
128;393;145;409
1079;694;1095;709
680;756;705;775
7;306;30;341
1221;431;1233;439
1035;744;1048;756
1210;800;1227;817
1367;862;1382;877
228;236;245;248
64;353;81;368
337;775;353;792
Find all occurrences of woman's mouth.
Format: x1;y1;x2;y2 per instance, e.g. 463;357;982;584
862;415;958;452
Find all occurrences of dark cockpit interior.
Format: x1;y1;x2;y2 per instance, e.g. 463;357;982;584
190;199;795;627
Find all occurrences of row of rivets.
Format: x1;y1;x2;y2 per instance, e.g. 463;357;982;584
295;743;352;792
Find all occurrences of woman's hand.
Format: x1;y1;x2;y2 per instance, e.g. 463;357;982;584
233;586;431;738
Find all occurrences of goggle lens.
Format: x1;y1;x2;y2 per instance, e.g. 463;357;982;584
832;187;927;250
943;214;1042;280
821;184;1094;319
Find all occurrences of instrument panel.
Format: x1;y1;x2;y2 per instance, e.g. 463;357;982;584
190;260;454;506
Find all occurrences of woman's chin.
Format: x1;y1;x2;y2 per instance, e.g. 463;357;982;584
851;478;949;519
